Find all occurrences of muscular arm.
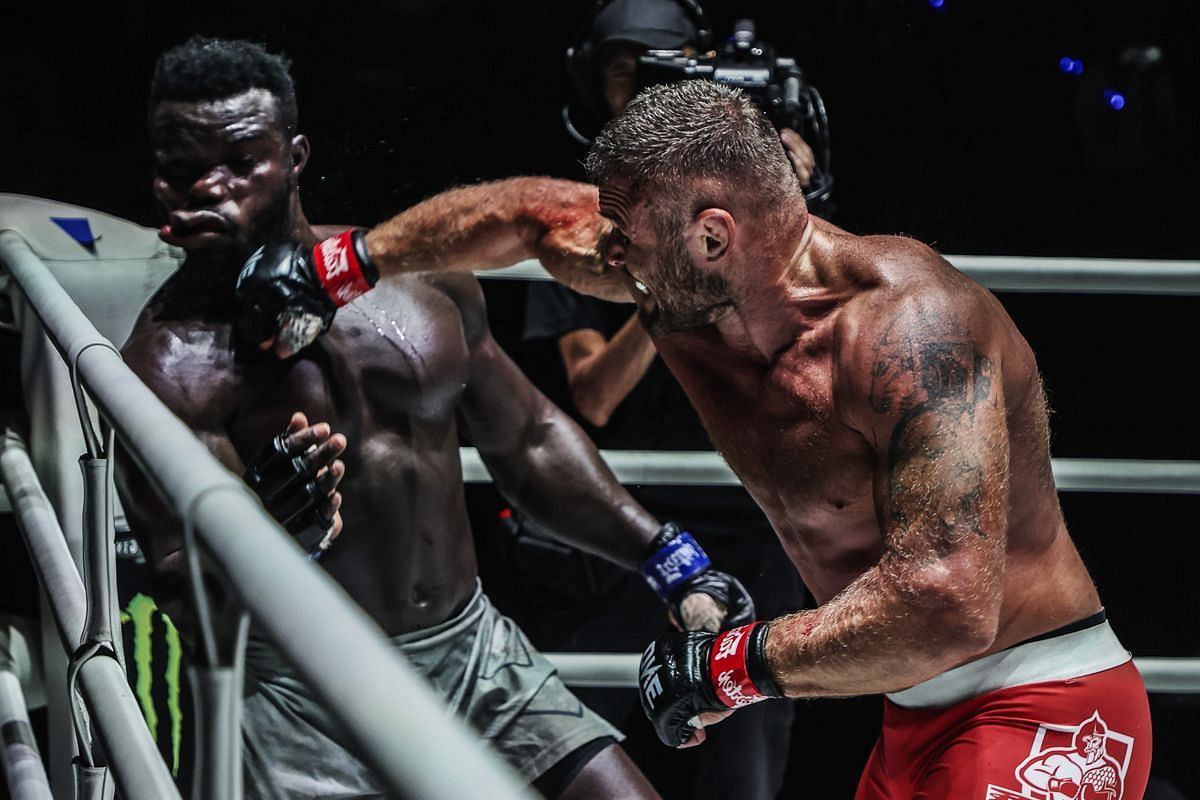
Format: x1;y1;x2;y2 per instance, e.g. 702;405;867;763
764;294;1009;696
363;177;629;302
445;276;660;567
559;314;657;427
114;328;244;642
116;318;346;644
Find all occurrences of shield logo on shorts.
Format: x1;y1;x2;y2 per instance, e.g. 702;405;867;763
984;710;1134;800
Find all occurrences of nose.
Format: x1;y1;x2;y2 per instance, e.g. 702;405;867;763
188;165;231;204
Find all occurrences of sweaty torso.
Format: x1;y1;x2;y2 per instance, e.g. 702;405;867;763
123;274;480;636
653;219;1100;657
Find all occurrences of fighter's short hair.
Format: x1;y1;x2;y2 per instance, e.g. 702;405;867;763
585;80;798;200
148;36;299;134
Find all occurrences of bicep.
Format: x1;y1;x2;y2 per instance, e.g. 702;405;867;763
849;304;1010;567
115;428;242;538
455;290;549;456
876;362;1009;564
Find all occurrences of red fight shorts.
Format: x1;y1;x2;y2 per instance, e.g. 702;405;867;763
855;618;1151;800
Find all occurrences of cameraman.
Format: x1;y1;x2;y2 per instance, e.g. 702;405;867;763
511;1;818;797
562;0;818;189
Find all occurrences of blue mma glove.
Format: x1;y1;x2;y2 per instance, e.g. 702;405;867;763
640;523;755;631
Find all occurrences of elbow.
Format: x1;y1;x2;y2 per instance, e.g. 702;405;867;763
907;566;1002;667
569;383;613;428
574;398;612;428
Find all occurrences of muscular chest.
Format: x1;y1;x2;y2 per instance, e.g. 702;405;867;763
659;334;877;532
144;281;471;466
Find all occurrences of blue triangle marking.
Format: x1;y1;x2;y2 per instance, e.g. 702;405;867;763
50;217;97;246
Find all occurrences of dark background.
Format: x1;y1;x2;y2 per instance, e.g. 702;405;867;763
1;0;1197;796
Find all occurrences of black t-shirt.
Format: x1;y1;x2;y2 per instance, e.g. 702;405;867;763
524;283;711;451
523;281;774;540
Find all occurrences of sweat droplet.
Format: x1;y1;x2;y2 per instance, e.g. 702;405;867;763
350;297;428;376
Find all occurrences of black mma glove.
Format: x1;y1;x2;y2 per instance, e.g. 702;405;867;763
243;432;333;559
640;522;755;631
235;228;379;355
639;621;782;747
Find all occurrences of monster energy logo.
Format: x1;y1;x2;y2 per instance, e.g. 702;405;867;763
120;593;183;776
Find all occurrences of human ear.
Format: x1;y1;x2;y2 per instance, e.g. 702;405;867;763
290;134;310;178
684;208;735;264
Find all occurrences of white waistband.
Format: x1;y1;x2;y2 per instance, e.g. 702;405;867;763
886;620;1131;708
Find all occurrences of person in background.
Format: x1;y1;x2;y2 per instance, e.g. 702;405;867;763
512;1;817;796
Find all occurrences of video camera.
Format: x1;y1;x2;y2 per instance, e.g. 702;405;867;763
636;19;833;205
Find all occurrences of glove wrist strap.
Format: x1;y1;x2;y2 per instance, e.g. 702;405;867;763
709;622;782;707
313;229;378;307
640;523;711;601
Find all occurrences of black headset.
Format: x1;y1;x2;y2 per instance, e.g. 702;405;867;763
564;0;714;142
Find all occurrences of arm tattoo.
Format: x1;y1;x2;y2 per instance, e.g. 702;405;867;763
868;312;996;551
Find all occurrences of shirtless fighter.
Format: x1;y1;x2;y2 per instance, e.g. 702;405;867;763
118;39;754;799
241;80;1153;798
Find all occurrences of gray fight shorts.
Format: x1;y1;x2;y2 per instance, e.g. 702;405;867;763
241;582;622;799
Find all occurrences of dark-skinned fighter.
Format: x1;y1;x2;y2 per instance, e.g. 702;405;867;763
118;39;753;800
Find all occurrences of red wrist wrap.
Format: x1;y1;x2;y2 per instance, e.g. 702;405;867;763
314;230;373;306
709;622;770;709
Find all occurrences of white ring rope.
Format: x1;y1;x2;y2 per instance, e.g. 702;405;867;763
479;256;1200;295
460;448;1200;494
544;653;1200;694
3;451;1187;515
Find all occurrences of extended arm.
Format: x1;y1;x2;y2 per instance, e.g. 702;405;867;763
450;277;659;567
559;314;657;427
238;178;630;358
445;276;752;634
365;178;626;301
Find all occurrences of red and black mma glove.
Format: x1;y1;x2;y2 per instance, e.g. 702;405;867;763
235;228;379;352
243;432;333;560
638;621;783;747
640;522;755;630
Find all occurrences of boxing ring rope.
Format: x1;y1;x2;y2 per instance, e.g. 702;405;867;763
483;255;1200;294
1;429;179;800
541;653;1200;693
461;449;1200;494
461;447;1200;694
476;256;1200;694
0;657;52;800
0;232;535;800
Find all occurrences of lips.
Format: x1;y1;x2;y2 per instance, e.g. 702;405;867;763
160;209;231;246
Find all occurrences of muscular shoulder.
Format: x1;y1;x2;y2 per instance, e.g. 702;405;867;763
419;272;489;345
122;308;233;428
831;237;1005;433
